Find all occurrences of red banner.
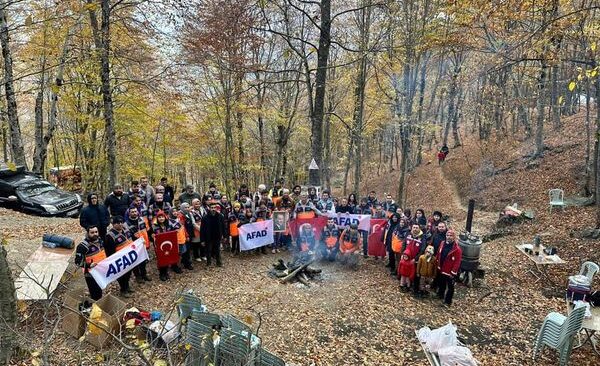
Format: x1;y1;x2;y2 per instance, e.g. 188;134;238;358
368;219;387;257
154;231;180;267
289;217;329;240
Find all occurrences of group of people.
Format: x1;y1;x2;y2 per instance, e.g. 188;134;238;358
76;177;462;307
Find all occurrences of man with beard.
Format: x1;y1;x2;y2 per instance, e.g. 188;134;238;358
200;200;226;267
178;184;202;205
140;176;154;206
104;216;134;297
125;206;152;283
128;180;147;203
431;221;448;254
104;184;131;217
160;177;175;205
75;226;105;300
148;193;171;224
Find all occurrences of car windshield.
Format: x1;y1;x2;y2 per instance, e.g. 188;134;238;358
17;183;55;197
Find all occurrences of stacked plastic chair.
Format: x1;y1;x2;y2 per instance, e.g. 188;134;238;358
186;319;218;366
222;314;253;334
177;291;204;320
533;304;586;366
259;348;286;366
218;327;260;366
191;310;222;329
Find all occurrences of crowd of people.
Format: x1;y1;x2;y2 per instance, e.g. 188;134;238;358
76;177;462;307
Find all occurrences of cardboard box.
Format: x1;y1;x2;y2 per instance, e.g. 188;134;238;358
61;288;94;339
85;294;127;348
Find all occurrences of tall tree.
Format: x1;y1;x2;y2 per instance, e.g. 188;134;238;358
0;2;26;167
88;0;117;186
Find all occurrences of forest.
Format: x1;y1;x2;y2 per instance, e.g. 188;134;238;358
0;1;600;366
0;0;597;217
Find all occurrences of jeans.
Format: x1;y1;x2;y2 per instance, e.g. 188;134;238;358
437;274;456;305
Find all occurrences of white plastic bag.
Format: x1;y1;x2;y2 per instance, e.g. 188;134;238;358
438;345;478;366
426;322;458;353
417;326;432;343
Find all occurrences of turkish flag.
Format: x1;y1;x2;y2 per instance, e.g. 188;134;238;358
368;219;387;257
154;231;180;267
289;216;329;240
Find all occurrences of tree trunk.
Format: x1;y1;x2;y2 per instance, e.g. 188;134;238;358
309;0;331;186
0;4;26;167
351;0;371;195
550;64;561;130
88;0;117;186
594;69;600;228
0;242;17;365
535;60;548;157
33;22;76;174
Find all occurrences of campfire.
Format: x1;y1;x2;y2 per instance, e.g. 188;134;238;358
269;258;322;286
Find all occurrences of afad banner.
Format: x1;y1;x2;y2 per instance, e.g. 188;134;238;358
327;212;372;231
239;219;274;251
368;219;388;257
90;237;149;289
154;231;180;268
289;214;372;240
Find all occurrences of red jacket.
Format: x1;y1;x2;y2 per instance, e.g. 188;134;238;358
398;252;416;280
404;233;424;260
436;240;462;276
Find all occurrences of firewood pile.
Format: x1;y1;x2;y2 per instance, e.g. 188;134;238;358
269;258;322;287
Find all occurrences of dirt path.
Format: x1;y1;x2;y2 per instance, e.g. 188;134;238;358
435;163;498;235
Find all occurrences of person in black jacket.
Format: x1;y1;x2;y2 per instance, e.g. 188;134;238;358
160;177;175;205
200;200;226;267
80;192;110;242
104;184;131;218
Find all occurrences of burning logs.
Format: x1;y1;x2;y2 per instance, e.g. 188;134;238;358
270;259;322;286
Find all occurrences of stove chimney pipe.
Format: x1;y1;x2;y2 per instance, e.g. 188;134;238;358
465;199;475;233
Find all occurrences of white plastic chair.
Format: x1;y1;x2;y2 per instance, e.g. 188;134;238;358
579;261;599;285
549;189;566;213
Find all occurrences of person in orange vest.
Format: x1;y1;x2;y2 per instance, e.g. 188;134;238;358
104;216;134;297
126;206;152;283
338;223;361;269
228;202;244;255
293;192;322;219
74;226;105;300
169;207;193;271
320;217;340;262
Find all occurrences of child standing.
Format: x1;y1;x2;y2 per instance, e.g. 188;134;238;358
398;250;415;291
416;245;438;297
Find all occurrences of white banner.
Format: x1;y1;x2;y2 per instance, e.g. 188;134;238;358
239;220;274;251
90;237;149;289
327;212;371;231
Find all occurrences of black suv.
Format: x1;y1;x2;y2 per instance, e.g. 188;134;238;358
0;165;83;217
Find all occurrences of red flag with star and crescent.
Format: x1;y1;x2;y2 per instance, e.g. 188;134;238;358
154;231;179;267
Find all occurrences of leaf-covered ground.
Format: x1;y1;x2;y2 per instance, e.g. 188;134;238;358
6;110;600;365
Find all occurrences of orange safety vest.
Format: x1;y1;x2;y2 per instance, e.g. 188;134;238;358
230;222;239;237
116;239;132;252
391;233;403;253
325;237;337;249
84;247;106;272
340;229;359;253
297;211;315;219
176;226;187;245
134;229;150;249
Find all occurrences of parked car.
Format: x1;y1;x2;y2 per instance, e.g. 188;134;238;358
0;165;83;217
